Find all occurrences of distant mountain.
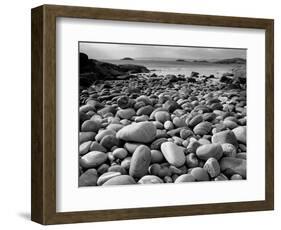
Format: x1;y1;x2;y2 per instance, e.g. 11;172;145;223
176;59;186;62
214;58;246;64
121;57;134;60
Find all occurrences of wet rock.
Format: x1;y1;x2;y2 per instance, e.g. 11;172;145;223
79;169;98;186
80;151;107;169
196;143;223;160
160;142;185;167
212;130;238;147
232;126;246;144
129;145;151;178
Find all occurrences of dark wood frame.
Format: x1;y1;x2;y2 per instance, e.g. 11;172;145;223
31;4;274;225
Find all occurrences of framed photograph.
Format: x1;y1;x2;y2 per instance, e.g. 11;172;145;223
31;4;274;225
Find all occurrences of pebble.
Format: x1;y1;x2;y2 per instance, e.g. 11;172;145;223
154;111;170;124
175;174;196;183
79;169;98;186
89;141;107;152
95;129;116;142
97;172;121;186
161;142;185;167
79;132;96;144
164;120;174;130
80;151;107;169
129;145;152;178
232;126;247;144
79;141;92;155
190;167;210;181
203;158;220;178
188;114;203;127
102;175;136;186
117;96;130;109
116;108;136;120
221;143;237;157
151;150;164;163
81;120;101;132
196;143;223;160
117;121;157;143
186;153;199;168
193;122;212;135
100;135;119;149
138;175;163;184
220;157;246;178
108;165;127;175
211;130;238;147
112;148;128;159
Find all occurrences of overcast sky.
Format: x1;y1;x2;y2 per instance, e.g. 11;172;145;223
79;42;246;60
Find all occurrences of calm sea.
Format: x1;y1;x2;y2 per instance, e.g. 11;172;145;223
103;59;239;77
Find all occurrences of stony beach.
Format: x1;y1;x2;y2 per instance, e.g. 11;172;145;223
78;53;247;186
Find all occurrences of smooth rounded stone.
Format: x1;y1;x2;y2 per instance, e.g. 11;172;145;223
231;174;243;180
186;140;201;154
155;111;171;123
164;120;174;130
156;129;168;139
160;142;185;167
151;150;164;163
188;114;203;127
163;100;180;113
196;143;223;161
79;132;96;144
121;157;131;170
79;169;98;186
116;108;136;120
107;152;115;162
97;172;120;187
138;175;163;184
193;122;212;135
232;126;246;144
194;105;211;113
210;102;223;110
117;96;130;109
198;138;211;145
80;151;108;169
97;163;109;175
98;106;117;117
124;142;142;154
180;129;193;139
212;130;238;147
186;153;199;168
167;128;182;137
214;173;229;181
135;115;149;122
150;138;168;150
238;117;247;126
203;113;216;122
134;101;146;110
129;145;151;178
182;140;189;147
153;121;164;129
136;105;154;116
81;120;101;132
106;123;124;132
136;95;152;105
116;121;157;143
203;158;220;178
102;175;136;186
173;117;186;128
89;141;107;152
108;165;127;175
223;120;238;129
100;135;119;149
190;167;210;181
79;104;95;113
79;141;92;155
212;123;227;134
149;164;172;178
236;152;247;160
164;176;173;183
221;143;237;157
175;174;196;183
220;157;246;178
95;129;116;142
112;148;128;159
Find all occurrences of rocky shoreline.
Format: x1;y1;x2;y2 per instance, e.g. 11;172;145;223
78;59;247;186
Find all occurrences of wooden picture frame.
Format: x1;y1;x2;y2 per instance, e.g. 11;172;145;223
31;4;274;225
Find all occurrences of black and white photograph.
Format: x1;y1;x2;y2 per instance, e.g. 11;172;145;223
78;42;247;187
